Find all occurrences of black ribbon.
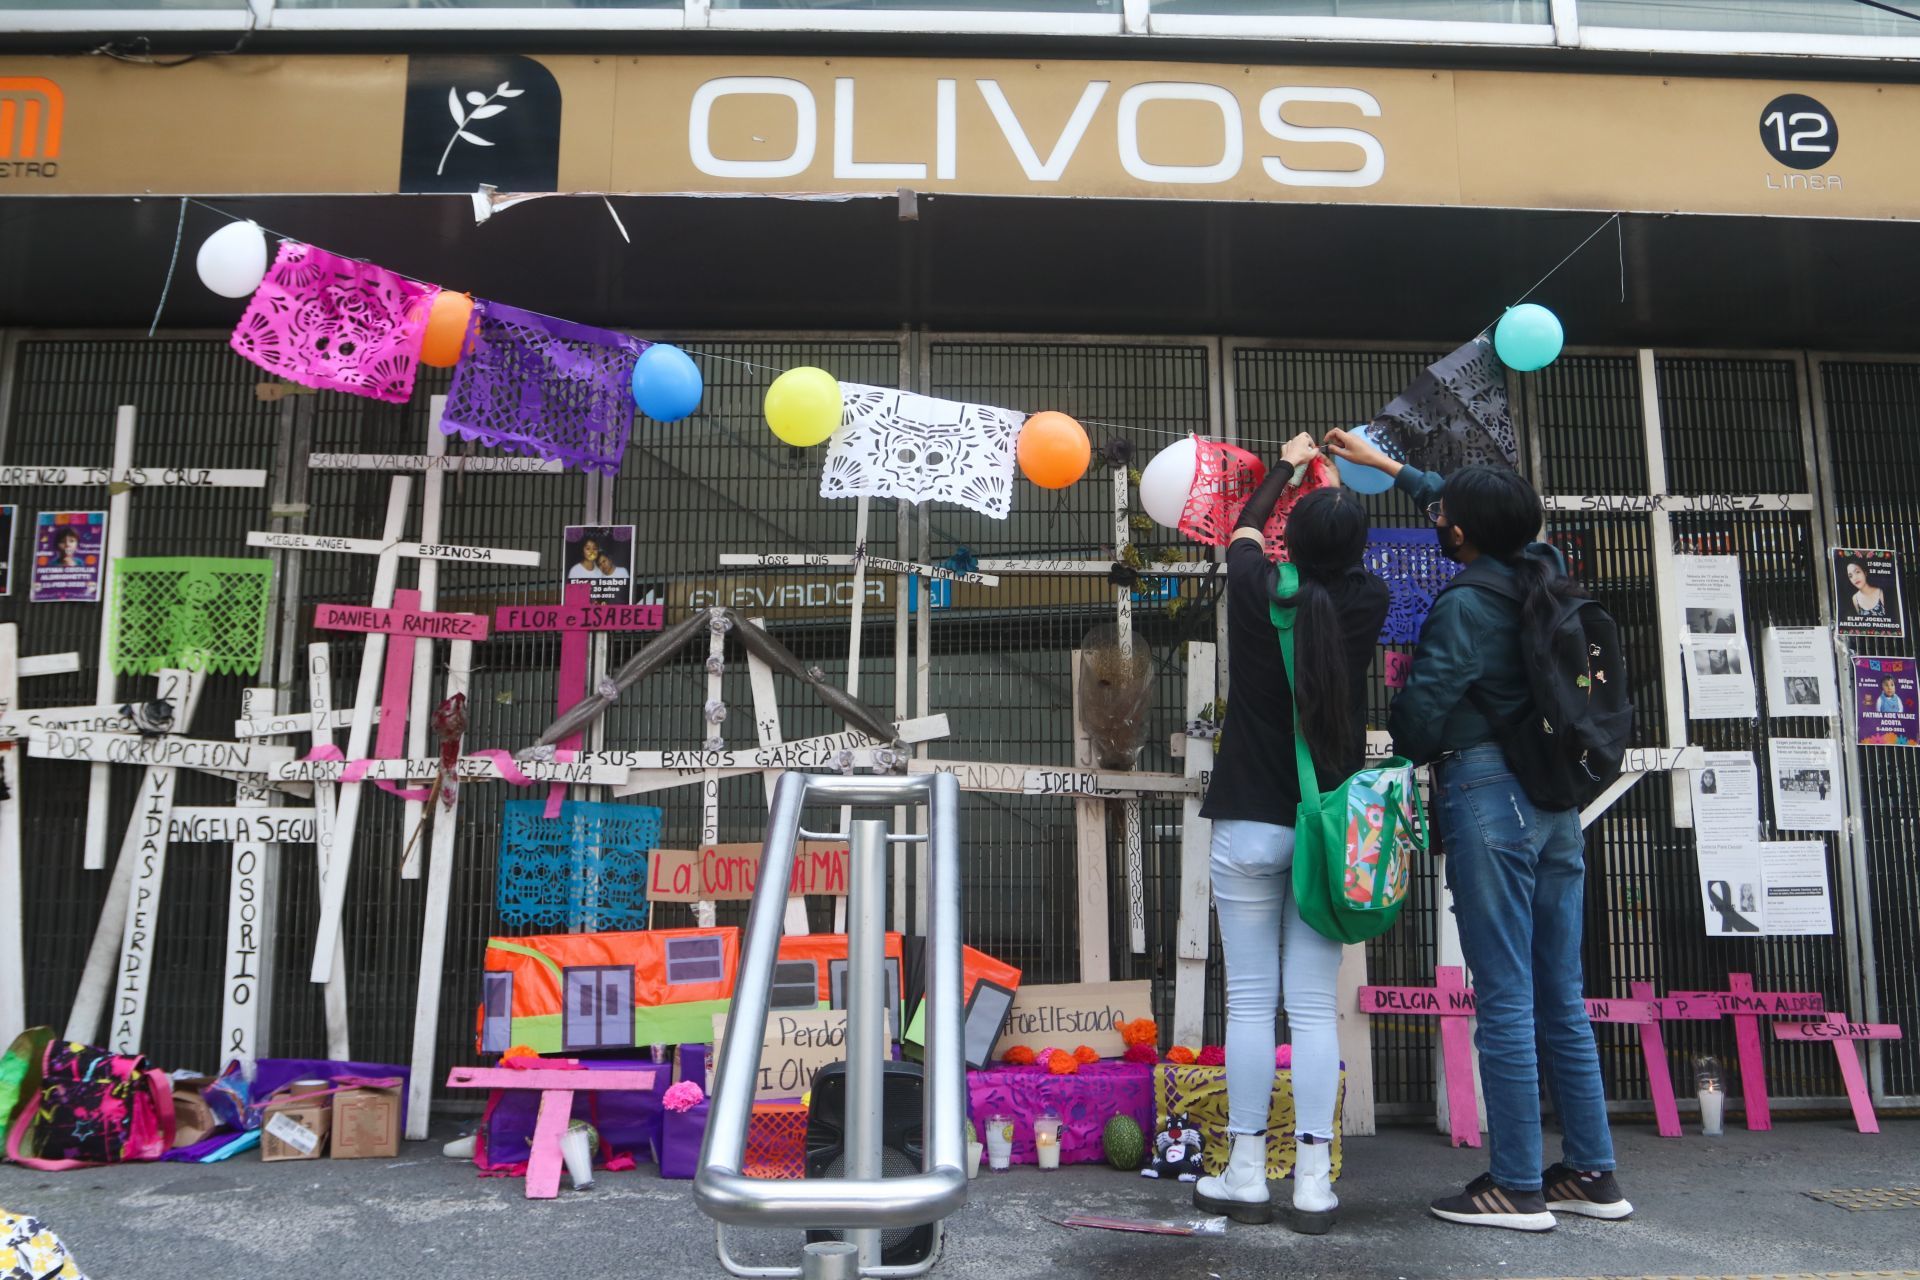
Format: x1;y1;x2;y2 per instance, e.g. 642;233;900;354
1706;880;1760;934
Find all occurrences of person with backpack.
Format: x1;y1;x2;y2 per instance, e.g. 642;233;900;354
1194;433;1390;1234
1323;429;1633;1232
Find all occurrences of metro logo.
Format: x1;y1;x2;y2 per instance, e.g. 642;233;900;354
0;77;62;161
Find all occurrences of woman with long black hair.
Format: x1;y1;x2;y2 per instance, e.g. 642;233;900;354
1193;433;1389;1234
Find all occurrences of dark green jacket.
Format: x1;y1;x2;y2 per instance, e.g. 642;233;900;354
1385;465;1557;766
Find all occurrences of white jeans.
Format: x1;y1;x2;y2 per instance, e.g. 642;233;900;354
1209;818;1344;1140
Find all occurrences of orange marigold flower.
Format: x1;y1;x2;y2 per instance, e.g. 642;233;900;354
1047;1051;1081;1075
1074;1045;1099;1064
1120;1018;1159;1047
1003;1046;1036;1066
1166;1045;1197;1065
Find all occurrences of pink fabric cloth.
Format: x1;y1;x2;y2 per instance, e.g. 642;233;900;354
231;241;437;404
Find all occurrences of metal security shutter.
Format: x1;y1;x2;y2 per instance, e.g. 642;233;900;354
1814;357;1920;1102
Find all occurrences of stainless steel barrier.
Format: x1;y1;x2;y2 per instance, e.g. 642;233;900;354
696;771;968;1279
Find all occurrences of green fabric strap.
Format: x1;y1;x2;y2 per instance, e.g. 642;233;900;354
1267;563;1323;811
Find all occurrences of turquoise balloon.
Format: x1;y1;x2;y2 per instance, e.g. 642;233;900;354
1493;304;1564;372
1334;425;1396;494
631;344;704;422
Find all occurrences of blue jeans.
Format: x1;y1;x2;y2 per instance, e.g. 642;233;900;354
1209;819;1345;1139
1437;744;1616;1189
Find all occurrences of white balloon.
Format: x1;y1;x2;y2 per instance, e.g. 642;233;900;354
1139;435;1199;530
195;221;269;299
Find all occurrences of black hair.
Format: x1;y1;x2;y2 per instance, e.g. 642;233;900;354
1441;465;1585;630
1282;487;1371;779
53;526;77;542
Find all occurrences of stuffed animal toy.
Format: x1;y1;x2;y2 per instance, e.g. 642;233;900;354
1139;1111;1205;1182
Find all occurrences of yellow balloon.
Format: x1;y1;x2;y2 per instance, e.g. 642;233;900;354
764;366;843;447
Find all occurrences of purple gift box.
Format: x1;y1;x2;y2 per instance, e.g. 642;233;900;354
966;1061;1156;1166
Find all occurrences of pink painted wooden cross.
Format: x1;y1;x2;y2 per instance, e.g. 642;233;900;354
445;1064;658;1197
1671;973;1824;1132
493;584;665;815
1587;985;1683;1138
1358;966;1481;1149
315;589;491;795
1773;1015;1903;1134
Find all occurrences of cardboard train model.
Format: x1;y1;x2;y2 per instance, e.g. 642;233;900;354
476;926;1021;1055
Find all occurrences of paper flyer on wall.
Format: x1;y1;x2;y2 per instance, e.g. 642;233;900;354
1833;547;1904;638
1762;626;1838;718
1677;555;1757;719
1695;839;1834;937
1853;654;1920;748
1691;750;1761;844
1767;738;1844;832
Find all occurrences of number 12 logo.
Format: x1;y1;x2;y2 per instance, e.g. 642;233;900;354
1759;93;1838;170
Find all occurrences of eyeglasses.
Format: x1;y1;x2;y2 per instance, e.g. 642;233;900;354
1425;501;1446;524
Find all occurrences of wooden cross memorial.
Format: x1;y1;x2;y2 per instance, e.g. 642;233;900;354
0;625;81;1040
1773;1014;1904;1134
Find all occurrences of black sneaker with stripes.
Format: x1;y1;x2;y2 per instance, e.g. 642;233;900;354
1429;1173;1557;1232
1541;1163;1634;1219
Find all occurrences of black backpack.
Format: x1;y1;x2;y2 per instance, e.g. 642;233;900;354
1450;559;1633;812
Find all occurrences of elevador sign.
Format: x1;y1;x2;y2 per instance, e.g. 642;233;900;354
5;54;1917;218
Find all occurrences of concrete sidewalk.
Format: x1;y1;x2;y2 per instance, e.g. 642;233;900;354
2;1117;1914;1280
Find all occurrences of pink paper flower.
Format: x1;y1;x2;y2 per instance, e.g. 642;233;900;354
663;1081;705;1113
1275;1045;1292;1069
1123;1043;1159;1065
1197;1045;1226;1068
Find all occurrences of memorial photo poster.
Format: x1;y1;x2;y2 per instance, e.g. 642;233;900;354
1854;654;1920;747
29;510;107;604
1767;738;1843;832
1763;626;1838;718
1691;751;1761;845
1695;839;1834;937
1833;547;1904;638
562;525;635;604
1677;555;1757;719
0;504;15;597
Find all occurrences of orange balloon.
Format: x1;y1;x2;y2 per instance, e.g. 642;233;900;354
1016;411;1091;489
419;290;473;368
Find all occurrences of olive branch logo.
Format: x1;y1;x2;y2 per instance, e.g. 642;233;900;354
439;81;525;176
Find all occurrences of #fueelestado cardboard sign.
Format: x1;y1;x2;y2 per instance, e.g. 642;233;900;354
991;980;1154;1060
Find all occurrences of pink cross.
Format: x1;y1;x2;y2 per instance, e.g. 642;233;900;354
1359;966;1481;1149
445;1064;658;1197
315;589;489;797
1670;973;1824;1131
1587;985;1682;1138
1773;1015;1903;1134
493;584;665;815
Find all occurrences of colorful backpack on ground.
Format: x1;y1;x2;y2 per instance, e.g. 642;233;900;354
4;1040;175;1170
1271;565;1424;945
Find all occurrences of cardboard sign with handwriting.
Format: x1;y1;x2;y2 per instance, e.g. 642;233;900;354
992;981;1153;1060
648;841;849;902
709;1009;893;1102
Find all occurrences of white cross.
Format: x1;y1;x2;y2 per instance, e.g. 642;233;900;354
0;404;269;872
0;625;81;1039
36;673;300;1055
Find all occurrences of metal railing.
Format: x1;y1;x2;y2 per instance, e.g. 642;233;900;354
696;770;967;1279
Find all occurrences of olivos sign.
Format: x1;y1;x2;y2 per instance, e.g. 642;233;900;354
4;55;1906;217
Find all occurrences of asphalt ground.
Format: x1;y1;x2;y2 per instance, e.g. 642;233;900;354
1;1115;1914;1279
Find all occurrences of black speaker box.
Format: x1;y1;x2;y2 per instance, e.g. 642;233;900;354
804;1060;934;1266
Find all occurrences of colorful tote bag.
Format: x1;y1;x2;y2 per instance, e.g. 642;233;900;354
1270;564;1423;944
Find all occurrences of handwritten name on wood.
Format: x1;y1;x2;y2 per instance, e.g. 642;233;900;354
168;809;317;845
29;730;294;772
0;465;267;488
307;453;564;474
647;841;850;902
1543;493;1812;514
710;1009;892;1102
493;603;664;633
719;552;1000;587
314;603;490;641
992;981;1154;1060
1773;1018;1903;1041
245;531;542;567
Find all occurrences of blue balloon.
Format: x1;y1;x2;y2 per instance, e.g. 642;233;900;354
1493;303;1564;372
1334;425;1396;494
631;344;704;422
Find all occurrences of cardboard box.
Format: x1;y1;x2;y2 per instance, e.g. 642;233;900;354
260;1084;331;1161
170;1076;220;1149
330;1084;401;1160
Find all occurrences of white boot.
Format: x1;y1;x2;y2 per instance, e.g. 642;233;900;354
1290;1138;1338;1235
1192;1134;1271;1225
